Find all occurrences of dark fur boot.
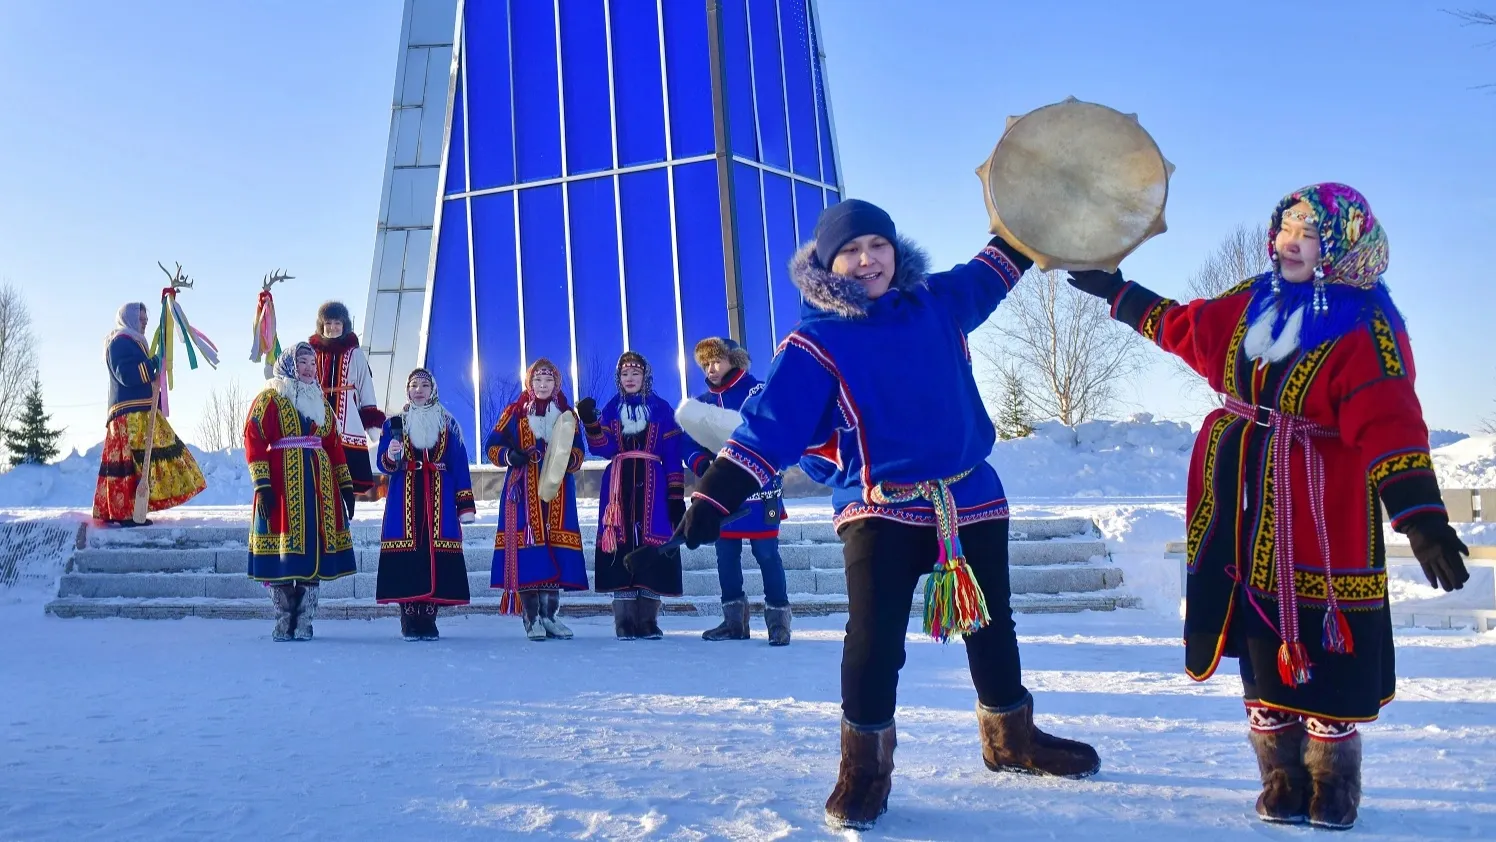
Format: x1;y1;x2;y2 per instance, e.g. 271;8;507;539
270;585;297;642
612;594;637;641
539;589;573;639
1304;732;1362;831
1249;723;1310;824
702;597;750;641
824;718;896;831
637;595;664;640
400;603;420;641
765;604;792;646
420;602;440;641
977;694;1100;778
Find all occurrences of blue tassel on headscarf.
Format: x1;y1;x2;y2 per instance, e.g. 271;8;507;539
1245;272;1405;352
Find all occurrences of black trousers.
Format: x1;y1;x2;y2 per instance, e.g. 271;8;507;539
838;517;1026;726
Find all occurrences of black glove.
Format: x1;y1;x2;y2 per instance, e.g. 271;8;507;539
504;447;529;468
341;488;356;522
681;458;762;549
530;440;547;464
668;498;686;529
1067;268;1128;303
576;397;599;426
1405;517;1471;592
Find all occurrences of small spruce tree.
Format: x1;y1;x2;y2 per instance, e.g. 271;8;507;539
996;368;1034;441
4;378;63;467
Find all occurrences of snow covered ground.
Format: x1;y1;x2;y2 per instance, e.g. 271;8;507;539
3;606;1493;841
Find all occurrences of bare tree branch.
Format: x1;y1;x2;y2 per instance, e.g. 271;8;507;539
195;378;250;452
0;284;38;459
976;268;1147;426
1168;223;1273;411
1444;8;1496;88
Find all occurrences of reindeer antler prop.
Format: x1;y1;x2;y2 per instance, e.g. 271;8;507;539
250;268;294;378
148;260;220;408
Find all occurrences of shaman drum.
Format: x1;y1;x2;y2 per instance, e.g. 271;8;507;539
977;97;1174;272
538;409;578;502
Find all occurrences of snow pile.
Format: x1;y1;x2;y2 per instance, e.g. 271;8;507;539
1430;429;1471;449
0;444;256;508
989;414;1194;498
1431;435;1496;489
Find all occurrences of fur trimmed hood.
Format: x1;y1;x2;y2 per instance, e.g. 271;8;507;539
789;235;930;320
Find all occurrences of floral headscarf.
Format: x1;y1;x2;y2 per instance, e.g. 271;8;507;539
1267;183;1388;290
273;342;318;383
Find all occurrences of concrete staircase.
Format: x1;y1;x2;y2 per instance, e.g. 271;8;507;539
45;518;1138;620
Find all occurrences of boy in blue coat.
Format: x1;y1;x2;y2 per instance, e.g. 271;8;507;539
679;200;1100;830
679;337;791;645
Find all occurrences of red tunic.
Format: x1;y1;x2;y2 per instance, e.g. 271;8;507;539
1114;279;1444;721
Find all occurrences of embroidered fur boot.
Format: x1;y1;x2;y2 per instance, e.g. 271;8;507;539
1249;723;1310;824
976;694;1100;778
292;584;317;641
400;603;421;642
270;585;296;642
420;602;440;641
1304;730;1362;831
612;593;637;641
636;594;664;640
702;597;750;641
824;718;896;831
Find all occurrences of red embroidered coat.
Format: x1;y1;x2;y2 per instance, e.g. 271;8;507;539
1114;279;1445;721
243;387;357;582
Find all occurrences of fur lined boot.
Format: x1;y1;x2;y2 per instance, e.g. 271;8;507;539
292;584;317;641
765;604;792;646
702;597;750;641
612;592;637;640
976;694;1100;778
1304;728;1362;831
420;602;440;641
400;603;421;641
1249;721;1310;824
539;590;573;639
824;719;896;831
270;585;297;642
637;594;664;640
520;591;546;641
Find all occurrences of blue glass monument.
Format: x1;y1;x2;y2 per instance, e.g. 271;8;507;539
362;0;843;456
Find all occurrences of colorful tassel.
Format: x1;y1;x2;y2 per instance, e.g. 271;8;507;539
922;551;991;643
1322;608;1354;655
498;589;520;616
1276;642;1313;688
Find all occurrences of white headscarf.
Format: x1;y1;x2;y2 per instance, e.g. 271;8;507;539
104;302;149;363
268;342;327;423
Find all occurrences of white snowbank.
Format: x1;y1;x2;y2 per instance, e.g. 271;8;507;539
1430;429;1471;449
1431;435;1496;490
0;444;255;508
990;414;1194;498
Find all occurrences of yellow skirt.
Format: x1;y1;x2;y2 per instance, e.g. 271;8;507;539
92;410;206;521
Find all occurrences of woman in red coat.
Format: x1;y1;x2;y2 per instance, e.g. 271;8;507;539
1068;183;1469;830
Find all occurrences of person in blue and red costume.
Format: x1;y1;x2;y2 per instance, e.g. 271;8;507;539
678;337;792;645
487;358;588;642
677;199;1100;831
244;342;358;642
1066;183;1470;831
578;351;687;642
375;368;476;642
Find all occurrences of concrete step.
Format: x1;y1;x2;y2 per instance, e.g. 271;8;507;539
68;537;1108;575
82;516;1097;550
55;563;1123;601
43;591;1142;621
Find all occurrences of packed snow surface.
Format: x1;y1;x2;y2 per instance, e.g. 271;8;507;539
2;606;1493;841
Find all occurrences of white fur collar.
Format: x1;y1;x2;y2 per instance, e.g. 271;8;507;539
404;403;447;450
528;402;562;442
270;377;328;427
1243;304;1304;365
620;401;649;436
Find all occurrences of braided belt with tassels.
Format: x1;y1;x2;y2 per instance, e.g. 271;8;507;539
868;467;990;643
1223;396;1350;689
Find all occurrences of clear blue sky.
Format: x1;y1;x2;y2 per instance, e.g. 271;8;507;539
2;1;1493;456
